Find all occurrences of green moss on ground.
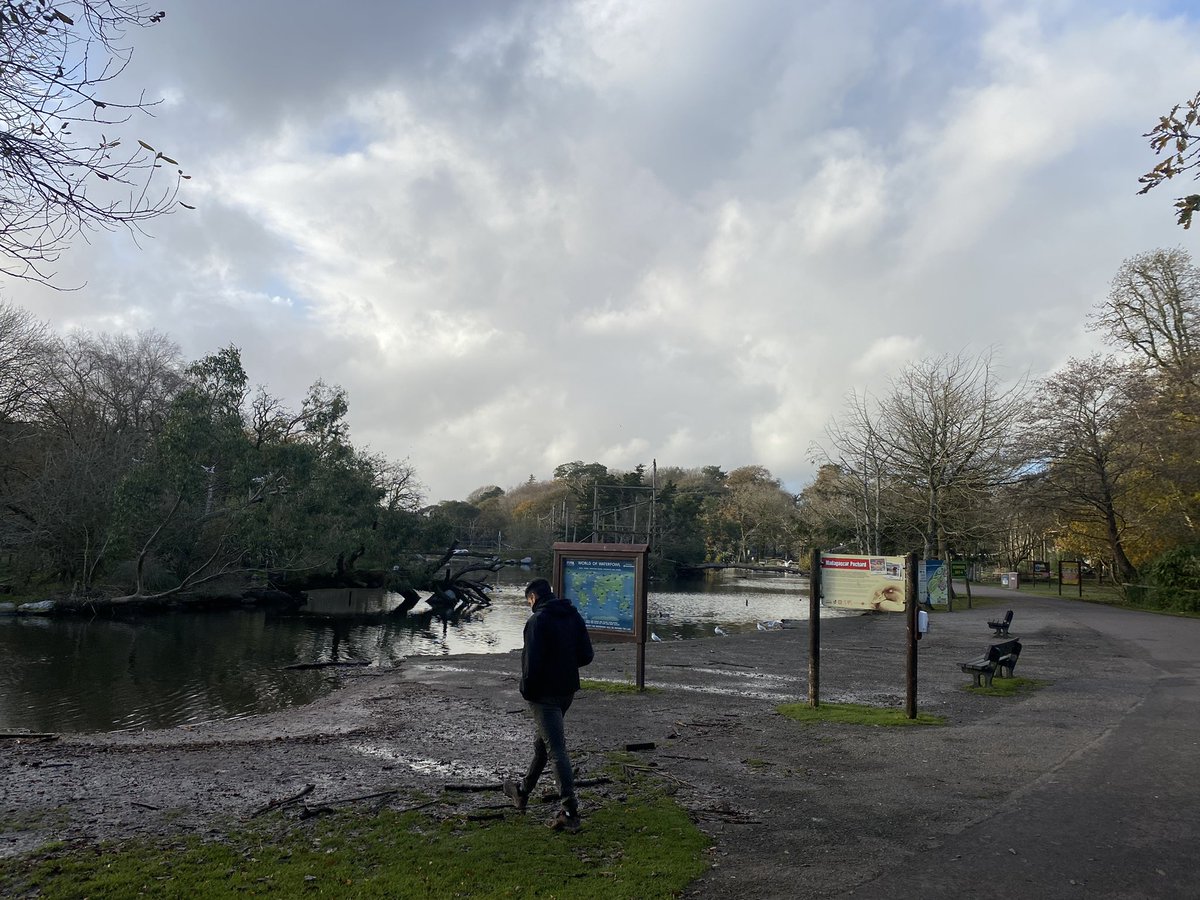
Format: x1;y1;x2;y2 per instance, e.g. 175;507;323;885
775;701;945;727
580;678;657;694
964;677;1049;697
0;785;708;899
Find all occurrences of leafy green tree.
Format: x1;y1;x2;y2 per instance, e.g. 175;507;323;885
651;479;707;572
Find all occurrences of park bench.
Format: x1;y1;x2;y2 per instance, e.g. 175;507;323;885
960;639;1022;687
988;609;1014;636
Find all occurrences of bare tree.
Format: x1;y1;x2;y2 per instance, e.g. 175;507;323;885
1021;356;1147;584
795;463;871;554
1091;249;1200;538
375;456;424;514
989;481;1058;573
4;326;184;586
0;301;53;419
815;393;894;554
1092;248;1199;386
815;350;1028;560
0;0;189;284
0;303;57;563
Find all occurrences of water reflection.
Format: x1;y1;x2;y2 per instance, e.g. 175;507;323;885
0;575;818;735
0;612;329;735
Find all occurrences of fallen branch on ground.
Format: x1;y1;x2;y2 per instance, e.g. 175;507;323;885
249;784;315;818
690;805;762;825
298;794;439;820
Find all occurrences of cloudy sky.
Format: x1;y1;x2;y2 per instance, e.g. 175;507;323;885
8;0;1200;503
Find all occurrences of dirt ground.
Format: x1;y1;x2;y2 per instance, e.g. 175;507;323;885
0;601;1133;897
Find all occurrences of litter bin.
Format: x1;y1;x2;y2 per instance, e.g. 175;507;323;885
1005;571;1020;590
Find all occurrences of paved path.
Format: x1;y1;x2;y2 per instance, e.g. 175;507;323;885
402;585;1200;898
848;588;1200;900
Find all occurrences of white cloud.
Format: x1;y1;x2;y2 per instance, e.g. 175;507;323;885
853;335;924;378
7;0;1200;502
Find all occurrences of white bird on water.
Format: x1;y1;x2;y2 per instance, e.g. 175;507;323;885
651;632;663;642
714;625;728;636
757;620;783;631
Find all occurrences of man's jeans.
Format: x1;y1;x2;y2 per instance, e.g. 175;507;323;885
522;695;576;813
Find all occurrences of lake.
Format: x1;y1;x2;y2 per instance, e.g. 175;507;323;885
0;574;824;735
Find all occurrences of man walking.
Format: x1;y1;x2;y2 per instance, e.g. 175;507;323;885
504;578;594;832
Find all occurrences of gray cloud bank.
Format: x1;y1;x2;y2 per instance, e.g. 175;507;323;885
9;0;1200;501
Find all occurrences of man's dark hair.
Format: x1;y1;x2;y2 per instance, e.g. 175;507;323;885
525;578;554;601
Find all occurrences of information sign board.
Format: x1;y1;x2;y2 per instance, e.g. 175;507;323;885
819;554;907;611
552;543;648;641
925;559;948;607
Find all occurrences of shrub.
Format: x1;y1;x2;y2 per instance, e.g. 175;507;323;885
1140;546;1200;612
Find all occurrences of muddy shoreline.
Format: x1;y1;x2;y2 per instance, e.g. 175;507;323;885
0;602;1132;897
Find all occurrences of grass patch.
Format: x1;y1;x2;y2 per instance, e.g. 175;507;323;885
580;678;656;694
964;677;1049;697
0;786;709;899
776;701;945;727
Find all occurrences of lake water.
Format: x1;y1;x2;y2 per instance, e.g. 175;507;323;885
0;575;822;735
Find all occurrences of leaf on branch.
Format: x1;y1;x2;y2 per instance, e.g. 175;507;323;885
179;202;195;209
137;139;155;152
1174;195;1200;229
157;153;178;165
52;9;73;24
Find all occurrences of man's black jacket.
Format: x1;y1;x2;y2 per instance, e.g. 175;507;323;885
520;595;594;702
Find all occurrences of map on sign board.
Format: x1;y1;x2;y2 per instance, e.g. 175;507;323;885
925;559;948;606
563;557;636;633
